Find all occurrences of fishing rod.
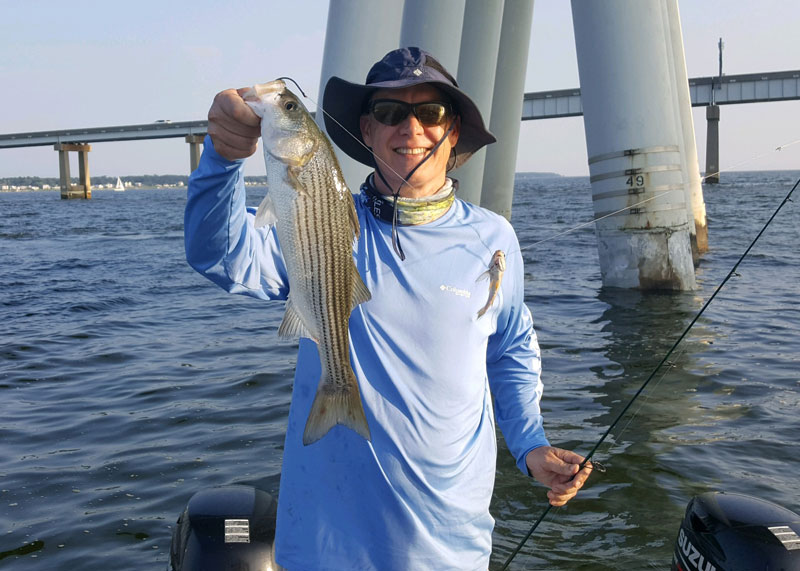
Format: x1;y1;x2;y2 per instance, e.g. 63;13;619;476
285;77;800;566
499;173;800;570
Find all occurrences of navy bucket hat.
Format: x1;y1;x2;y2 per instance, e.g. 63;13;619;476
323;47;496;170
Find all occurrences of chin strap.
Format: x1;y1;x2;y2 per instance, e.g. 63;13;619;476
372;120;457;261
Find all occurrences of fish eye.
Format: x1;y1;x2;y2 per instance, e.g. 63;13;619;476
284;101;297;111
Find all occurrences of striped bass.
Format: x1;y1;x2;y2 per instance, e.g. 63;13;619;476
242;79;371;445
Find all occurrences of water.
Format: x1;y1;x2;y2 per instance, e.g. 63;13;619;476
1;172;798;569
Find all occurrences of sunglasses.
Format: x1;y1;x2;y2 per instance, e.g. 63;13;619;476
367;99;454;127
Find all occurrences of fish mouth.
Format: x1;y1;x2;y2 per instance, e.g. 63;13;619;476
251;79;286;98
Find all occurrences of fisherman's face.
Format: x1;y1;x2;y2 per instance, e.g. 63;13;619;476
361;84;460;199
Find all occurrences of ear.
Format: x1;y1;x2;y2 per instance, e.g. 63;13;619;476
360;115;373;147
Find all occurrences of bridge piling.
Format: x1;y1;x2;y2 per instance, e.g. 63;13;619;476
55;143;91;199
186;135;205;173
705;105;720;184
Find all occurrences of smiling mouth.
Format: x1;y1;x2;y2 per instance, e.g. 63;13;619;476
394;147;429;156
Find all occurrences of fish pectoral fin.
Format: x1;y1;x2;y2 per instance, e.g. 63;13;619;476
350;267;372;310
476;269;491;283
286;166;312;199
254;191;278;228
303;379;371;445
267;135;317;168
278;298;316;342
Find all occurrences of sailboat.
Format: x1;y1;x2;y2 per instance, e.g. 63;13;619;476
114;177;125;192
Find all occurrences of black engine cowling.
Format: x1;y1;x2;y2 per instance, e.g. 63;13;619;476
672;491;800;571
170;485;284;571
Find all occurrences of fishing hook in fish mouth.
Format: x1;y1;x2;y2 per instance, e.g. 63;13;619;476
271;75;420;198
275;76;308;98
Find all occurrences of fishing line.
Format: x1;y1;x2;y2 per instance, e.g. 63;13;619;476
601;344;689;461
500;174;800;570
520;192;668;251
279;76;461;260
276;77;421;195
522;136;800;252
701;137;800;182
276;77;799;561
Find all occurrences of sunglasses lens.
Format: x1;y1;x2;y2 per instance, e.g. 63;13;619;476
371;102;409;126
370;101;451;126
415;103;448;126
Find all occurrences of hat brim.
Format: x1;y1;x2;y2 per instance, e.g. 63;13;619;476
322;76;496;170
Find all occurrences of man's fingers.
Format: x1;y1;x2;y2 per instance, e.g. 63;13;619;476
209;133;259;162
551;447;587;467
210;89;261;132
547;489;576;507
208;122;259;154
545;453;580;478
206;89;262;161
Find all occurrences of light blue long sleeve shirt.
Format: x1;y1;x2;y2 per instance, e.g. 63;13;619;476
185;135;549;570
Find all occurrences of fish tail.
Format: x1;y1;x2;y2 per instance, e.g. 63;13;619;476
303;374;371;445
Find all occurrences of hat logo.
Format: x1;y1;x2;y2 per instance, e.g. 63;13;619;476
413;68;423;76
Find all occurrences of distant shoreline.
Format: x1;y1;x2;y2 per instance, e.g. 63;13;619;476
3;169;798;193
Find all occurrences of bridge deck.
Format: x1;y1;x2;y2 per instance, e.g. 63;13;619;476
0;120;208;149
523;69;799;120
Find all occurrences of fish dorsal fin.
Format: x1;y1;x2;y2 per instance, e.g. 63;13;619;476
254;191;278;228
278;298;316;342
350;269;371;311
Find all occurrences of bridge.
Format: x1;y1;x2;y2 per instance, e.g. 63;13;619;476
0;121;208;199
1;70;797;198
522;69;800;119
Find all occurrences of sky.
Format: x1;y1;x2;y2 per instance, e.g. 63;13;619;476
1;0;798;179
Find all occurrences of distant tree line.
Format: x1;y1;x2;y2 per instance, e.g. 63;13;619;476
1;174;269;187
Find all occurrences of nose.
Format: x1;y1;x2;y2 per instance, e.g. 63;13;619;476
398;111;424;135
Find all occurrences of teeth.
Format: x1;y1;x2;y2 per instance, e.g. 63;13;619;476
395;148;428;155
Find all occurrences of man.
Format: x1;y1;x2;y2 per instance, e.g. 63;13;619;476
185;47;591;570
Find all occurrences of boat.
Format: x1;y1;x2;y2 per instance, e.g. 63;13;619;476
167;485;800;570
114;177;125;192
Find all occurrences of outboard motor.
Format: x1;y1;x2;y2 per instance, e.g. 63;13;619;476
672;491;800;571
170;485;284;571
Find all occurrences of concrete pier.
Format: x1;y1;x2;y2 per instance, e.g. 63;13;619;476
705;104;720;184
56;143;91;199
480;0;535;220
186;135;204;173
400;0;466;73
664;0;708;255
452;0;504;206
315;0;404;188
572;0;696;290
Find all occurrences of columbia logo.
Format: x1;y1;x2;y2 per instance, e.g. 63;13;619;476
440;284;471;298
